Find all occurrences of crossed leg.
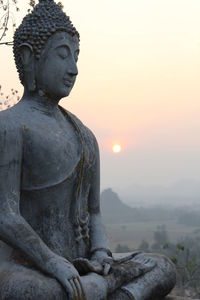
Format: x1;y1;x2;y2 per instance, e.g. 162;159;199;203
0;261;66;300
0;253;176;300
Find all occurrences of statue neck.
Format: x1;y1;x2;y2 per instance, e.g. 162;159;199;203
22;89;61;113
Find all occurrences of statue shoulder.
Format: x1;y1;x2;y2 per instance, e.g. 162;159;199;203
60;107;99;167
60;107;99;148
0;108;22;147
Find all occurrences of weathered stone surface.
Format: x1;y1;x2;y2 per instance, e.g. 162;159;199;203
166;296;199;300
0;0;176;299
108;253;176;300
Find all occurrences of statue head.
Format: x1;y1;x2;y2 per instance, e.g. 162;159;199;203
13;0;80;100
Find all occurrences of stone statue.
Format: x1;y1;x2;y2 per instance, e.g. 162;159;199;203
0;0;176;299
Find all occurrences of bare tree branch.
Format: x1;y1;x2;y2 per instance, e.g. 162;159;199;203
0;40;13;44
0;0;9;42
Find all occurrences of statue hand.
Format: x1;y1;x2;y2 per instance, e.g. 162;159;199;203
73;257;103;274
91;250;113;275
73;251;113;275
46;254;86;300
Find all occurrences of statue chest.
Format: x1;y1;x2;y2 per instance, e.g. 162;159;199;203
19;109;95;257
21;116;82;191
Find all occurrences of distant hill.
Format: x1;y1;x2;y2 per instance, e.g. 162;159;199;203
101;188;136;223
114;179;200;207
100;188;181;224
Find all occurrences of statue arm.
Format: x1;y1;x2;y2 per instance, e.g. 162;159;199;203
0;123;55;267
0;121;84;299
88;136;112;258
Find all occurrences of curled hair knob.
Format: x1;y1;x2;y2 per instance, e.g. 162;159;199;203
39;0;54;2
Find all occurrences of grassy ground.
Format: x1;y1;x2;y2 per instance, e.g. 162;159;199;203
104;220;199;251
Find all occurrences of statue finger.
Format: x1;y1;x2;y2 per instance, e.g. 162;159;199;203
103;262;111;275
74;277;86;300
63;279;74;300
69;279;78;300
77;259;96;273
134;256;143;264
89;260;103;273
73;278;81;300
103;257;113;264
76;277;87;300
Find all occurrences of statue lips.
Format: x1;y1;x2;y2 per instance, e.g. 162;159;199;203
63;78;75;88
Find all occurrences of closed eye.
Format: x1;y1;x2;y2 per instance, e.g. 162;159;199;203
74;49;80;62
57;46;70;59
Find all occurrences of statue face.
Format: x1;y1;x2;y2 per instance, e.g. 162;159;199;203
35;31;79;100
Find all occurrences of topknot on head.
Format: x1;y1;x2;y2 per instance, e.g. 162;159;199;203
13;0;79;84
39;0;54;2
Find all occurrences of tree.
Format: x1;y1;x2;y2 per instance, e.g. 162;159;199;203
147;226;200;298
115;244;131;253
0;0;33;45
151;224;169;251
138;240;149;252
0;0;63;46
0;0;64;110
0;85;19;110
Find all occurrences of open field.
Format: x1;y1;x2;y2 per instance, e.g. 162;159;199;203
104;220;200;251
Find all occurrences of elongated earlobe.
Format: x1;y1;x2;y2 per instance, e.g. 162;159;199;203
25;69;36;92
19;43;36;92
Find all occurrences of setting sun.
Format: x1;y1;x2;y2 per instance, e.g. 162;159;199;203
112;144;122;154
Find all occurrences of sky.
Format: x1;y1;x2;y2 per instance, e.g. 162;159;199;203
1;0;200;194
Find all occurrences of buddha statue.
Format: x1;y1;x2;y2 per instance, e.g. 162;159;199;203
0;0;176;299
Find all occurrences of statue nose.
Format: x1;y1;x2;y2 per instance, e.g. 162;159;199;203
68;60;78;76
